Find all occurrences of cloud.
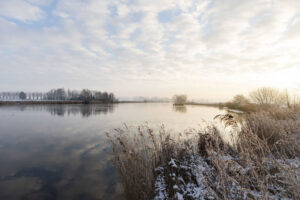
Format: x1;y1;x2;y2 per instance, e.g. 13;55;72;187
27;0;54;6
0;0;45;22
0;0;300;99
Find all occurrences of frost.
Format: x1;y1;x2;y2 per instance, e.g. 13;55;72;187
168;158;177;168
176;192;183;200
153;156;300;200
154;167;168;200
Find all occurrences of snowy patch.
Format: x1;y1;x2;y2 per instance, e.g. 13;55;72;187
154;167;168;200
153;155;300;200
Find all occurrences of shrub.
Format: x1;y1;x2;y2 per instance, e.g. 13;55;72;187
173;95;187;105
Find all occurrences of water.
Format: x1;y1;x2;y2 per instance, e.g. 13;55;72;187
0;103;224;200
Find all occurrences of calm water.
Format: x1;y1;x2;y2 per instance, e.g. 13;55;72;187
0;103;224;200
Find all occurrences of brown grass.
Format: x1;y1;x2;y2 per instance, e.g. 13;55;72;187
106;124;199;200
107;108;300;200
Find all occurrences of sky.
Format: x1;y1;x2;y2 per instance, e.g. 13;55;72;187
0;0;300;100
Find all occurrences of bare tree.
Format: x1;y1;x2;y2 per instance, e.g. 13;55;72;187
249;87;284;105
80;89;92;103
56;88;66;100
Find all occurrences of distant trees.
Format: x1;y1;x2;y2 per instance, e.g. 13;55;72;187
45;89;67;100
108;93;115;103
249;87;300;108
249;87;284;105
232;95;250;107
173;94;187;105
19;92;26;100
0;92;19;100
67;90;80;100
0;88;117;103
223;94;253;111
25;92;44;100
80;89;92;103
224;87;298;112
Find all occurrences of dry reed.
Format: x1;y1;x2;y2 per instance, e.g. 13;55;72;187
107;108;300;200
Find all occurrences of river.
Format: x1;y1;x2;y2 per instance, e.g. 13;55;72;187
0;103;224;200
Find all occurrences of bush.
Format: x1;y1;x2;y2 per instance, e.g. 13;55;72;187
173;95;187;105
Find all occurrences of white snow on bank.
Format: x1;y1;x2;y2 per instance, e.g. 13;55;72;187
168;158;177;168
154;156;217;200
154;167;168;200
153;156;300;200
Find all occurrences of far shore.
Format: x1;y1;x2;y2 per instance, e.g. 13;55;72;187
0;100;111;105
0;100;171;105
0;100;227;107
0;101;244;112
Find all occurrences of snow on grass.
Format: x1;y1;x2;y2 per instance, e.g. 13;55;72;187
154;167;168;200
154;156;217;200
153;155;300;200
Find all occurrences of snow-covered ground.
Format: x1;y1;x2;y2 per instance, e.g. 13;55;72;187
154;155;300;200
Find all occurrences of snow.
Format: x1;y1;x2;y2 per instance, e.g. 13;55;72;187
227;109;244;114
154;167;168;200
168;158;177;168
154;156;217;200
153;155;300;200
176;192;183;200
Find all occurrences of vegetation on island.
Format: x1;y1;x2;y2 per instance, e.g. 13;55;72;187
173;94;187;105
107;87;300;200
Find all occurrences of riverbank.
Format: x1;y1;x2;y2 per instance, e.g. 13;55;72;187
184;102;245;114
108;107;300;200
185;102;221;107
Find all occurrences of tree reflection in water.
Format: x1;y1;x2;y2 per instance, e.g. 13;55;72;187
172;105;187;113
15;104;115;117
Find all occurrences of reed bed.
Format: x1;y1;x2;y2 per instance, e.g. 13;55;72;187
107;108;300;200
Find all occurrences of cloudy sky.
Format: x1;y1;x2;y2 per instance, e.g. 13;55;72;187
0;0;299;100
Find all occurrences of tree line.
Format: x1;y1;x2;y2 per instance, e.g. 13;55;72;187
0;88;117;103
223;87;300;112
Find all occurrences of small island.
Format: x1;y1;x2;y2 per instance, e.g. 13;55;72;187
172;94;187;106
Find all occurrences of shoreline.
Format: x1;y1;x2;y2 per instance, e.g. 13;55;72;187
0;100;171;105
0;100;112;105
185;102;221;107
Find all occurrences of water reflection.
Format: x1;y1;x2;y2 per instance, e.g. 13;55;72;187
0;104;122;200
46;104;115;117
172;105;187;113
0;126;123;200
8;104;115;117
0;103;224;200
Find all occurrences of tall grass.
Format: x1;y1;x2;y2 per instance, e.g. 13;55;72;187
106;125;198;199
107;108;300;200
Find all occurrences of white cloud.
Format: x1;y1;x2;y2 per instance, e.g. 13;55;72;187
0;0;300;99
0;0;45;22
27;0;53;6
